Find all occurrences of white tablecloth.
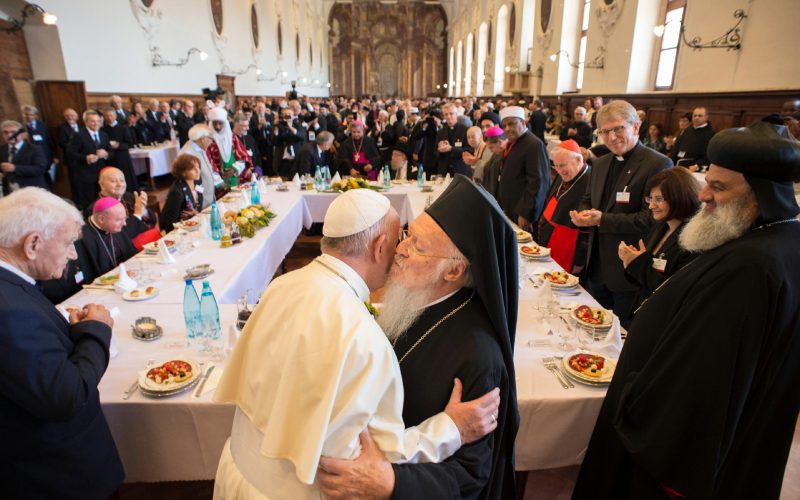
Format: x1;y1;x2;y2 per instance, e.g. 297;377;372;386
72;184;615;482
130;143;181;178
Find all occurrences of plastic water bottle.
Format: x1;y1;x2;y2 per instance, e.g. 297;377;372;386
250;179;260;205
199;280;221;341
417;163;425;188
314;165;323;191
210;201;222;241
323;165;332;189
183;279;201;344
383;165;391;189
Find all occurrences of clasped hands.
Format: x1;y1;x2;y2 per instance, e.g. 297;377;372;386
316;378;500;499
437;140;453;153
569;209;602;227
68;303;113;328
618;239;647;269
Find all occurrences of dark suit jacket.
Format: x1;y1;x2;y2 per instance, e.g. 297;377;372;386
435;123;470;176
578;143;672;290
144;110;167;142
57;122;80;155
528;110;547;142
0;141;50;191
25;119;54;163
0;267;124;498
559;121;594;148
161;178;203;233
78;222;137;284
239;133;261;169
66;128;113;184
497;130;551;223
335;136;381;177
101;123;137;186
292;142;332;177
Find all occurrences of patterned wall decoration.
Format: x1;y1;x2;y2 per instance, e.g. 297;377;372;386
328;1;447;97
210;0;224;35
251;3;259;49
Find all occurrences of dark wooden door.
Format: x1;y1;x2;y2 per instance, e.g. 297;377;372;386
216;74;236;111
35;80;87;198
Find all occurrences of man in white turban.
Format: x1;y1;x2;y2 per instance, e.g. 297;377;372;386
205;104;253;189
214;189;499;499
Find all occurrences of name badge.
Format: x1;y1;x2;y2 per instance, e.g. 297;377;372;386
377;137;383;146
247;149;253;157
308;131;316;141
74;270;84;284
652;257;667;272
32;134;43;141
454;141;463;148
195;185;205;194
677;151;686;158
353;152;363;163
616;191;631;204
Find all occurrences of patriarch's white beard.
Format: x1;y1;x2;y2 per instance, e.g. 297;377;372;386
679;196;758;252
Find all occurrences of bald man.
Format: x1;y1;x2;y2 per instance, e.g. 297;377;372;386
85;167;151;240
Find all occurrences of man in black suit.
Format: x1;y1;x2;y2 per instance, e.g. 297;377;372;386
233;112;262;176
293;130;334;177
22;104;54;165
109;95;128;124
0;188;124;499
435;103;470;176
570;100;672;326
273;108;307;178
159;101;176;141
0;120;50;195
176;99;197;146
66;110;113;210
249;101;274;176
144;99;166;142
101;108;139;191
527;99;547;142
321;103;340;136
559;106;594;148
497;106;552;231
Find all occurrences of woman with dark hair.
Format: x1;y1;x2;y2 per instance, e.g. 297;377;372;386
618;167;700;315
161;154;204;233
643;123;668;154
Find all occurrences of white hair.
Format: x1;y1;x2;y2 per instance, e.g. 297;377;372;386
320;214;388;257
1;120;23;130
21;104;38;115
551;146;584;163
0;188;83;247
188;124;213;141
82;109;99;122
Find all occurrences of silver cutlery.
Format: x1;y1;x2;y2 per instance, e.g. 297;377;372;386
552;356;575;388
553;290;582;296
542;357;570;389
193;364;216;398
123;359;154;400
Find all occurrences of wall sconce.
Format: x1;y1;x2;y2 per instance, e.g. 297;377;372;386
654;9;747;50
151;47;208;67
1;3;57;34
549;47;605;69
443;83;448;89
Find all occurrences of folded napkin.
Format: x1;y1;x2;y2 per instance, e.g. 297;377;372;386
332;172;342;184
292;173;301;187
198;365;223;397
114;263;138;294
157;239;176;264
377;169;384;184
563;302;624;358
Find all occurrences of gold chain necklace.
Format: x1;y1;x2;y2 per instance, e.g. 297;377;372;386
393;291;474;365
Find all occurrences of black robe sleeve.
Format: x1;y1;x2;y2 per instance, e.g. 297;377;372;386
160;180;188;233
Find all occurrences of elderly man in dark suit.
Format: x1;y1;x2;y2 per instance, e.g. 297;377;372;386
0;187;124;499
102;108;139;191
67;110;113;209
22;104;54;165
435;103;470;177
570;100;671;327
293;130;334;177
0;120;50;195
497;105;552;231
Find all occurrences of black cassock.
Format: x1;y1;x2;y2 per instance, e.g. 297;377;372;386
78;221;137;284
391;287;513;500
573;221;800;499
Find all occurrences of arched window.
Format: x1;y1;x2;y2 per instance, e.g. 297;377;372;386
476;22;489;95
576;0;591;90
455;40;463;96
655;0;686;89
464;33;474;96
494;5;509;95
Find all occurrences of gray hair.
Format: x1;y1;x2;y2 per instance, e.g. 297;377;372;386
320;214;388;257
316;130;334;146
551;146;584;163
0;188;83;247
596;100;640;126
21;104;38;115
82;109;100;122
1;120;23;130
188;124;213;141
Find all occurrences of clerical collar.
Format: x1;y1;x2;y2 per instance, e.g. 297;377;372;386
420;288;461;310
614;146;637;162
315;253;370;301
0;259;36;285
694;123;709;129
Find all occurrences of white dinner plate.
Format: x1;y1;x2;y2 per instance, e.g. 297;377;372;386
519;244;551;259
540;271;580;289
138;358;202;393
561;353;616;385
122;287;160;301
571;305;614;330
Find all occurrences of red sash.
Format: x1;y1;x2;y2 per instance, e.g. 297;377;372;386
543;195;579;271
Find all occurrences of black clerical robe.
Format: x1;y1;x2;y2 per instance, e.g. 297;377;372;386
391;288;514;500
574;221;800;499
78;219;137;284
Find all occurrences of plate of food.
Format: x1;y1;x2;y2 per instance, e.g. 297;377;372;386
572;304;613;330
562;352;616;385
515;229;532;243
143;239;176;255
541;271;580;288
122;286;159;301
93;269;137;287
519;244;551;259
139;358;201;393
175;220;200;232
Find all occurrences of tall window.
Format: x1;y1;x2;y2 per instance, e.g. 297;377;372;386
576;0;591;90
655;0;686;89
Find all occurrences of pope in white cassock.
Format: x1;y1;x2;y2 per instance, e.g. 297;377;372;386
213;189;500;499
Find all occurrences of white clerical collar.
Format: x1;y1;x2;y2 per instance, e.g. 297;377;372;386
421;288;461;309
316;253;370;301
0;259;36;285
694;123;709;129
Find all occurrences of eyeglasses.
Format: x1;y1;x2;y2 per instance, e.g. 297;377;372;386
597;124;629;137
645;195;666;204
398;230;459;260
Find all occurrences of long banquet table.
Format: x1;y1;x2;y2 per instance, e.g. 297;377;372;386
64;181;614;482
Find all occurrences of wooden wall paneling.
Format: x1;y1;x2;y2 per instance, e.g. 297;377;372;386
0;22;34;122
35;80;88;198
